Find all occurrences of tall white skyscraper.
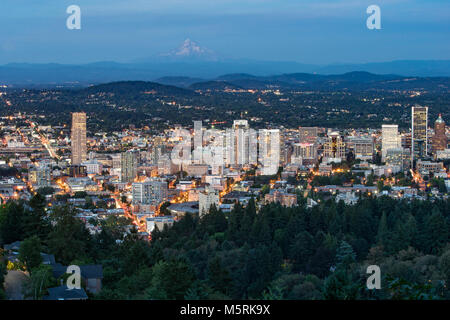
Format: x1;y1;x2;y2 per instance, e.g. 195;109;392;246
221;120;279;170
193;120;203;164
258;129;280;175
71;112;87;165
233;120;250;166
381;124;401;161
223;129;235;166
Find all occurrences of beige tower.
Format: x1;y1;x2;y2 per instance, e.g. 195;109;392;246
71;112;87;165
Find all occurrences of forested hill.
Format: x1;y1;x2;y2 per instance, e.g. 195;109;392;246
81;81;194;97
167;72;450;92
4;70;450;92
2;76;449;132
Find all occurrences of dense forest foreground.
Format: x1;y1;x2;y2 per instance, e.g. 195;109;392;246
1;194;449;300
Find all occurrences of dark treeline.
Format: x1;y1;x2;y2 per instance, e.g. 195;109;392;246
0;194;449;299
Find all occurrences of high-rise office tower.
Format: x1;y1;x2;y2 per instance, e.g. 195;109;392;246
432;114;447;154
258;129;280;175
150;136;166;165
411;105;428;162
121;150;139;183
401;133;412;150
223;128;234;166
347;136;374;161
71;112;87;165
222;120;258;167
233;120;250;166
248;129;258;165
292;142;317;165
293;142;317;159
323;132;346;162
381;124;401;161
193;120;203;164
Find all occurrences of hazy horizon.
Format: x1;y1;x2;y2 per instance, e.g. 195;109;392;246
2;55;450;67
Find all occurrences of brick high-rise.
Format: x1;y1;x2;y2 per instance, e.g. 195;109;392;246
432;114;447;154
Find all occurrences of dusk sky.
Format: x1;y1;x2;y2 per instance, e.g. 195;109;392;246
1;0;449;64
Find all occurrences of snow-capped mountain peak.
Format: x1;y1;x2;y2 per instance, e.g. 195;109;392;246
160;38;217;61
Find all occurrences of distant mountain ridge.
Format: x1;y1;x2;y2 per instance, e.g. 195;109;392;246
1;60;449;87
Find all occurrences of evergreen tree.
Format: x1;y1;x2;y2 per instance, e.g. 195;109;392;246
376;212;390;249
24;193;51;240
146;258;196;299
323;268;360;300
121;241;151;274
19;236;43;272
207;256;232;295
289;231;314;272
335;240;356;267
0;252;6;300
0;202;27;245
47;206;92;264
422;209;449;254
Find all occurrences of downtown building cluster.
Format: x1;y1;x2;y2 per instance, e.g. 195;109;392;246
0;105;449;240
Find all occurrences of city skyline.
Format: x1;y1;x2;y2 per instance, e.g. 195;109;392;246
0;1;449;304
64;105;448;174
1;92;449;302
